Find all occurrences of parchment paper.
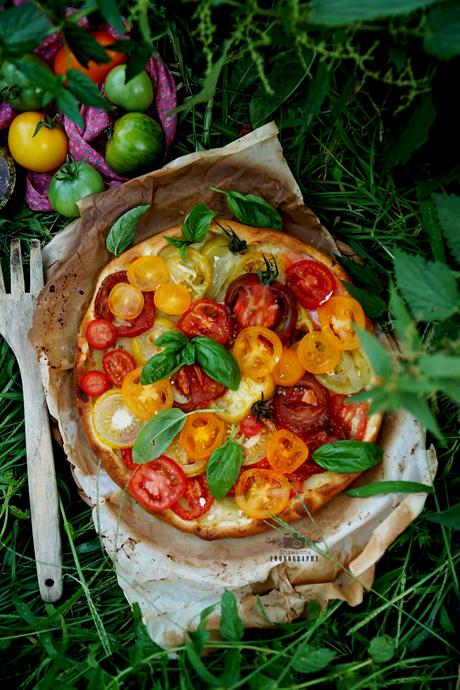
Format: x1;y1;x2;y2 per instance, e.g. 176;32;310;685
30;123;437;651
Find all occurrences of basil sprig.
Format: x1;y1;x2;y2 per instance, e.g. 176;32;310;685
166;203;218;259
209;186;283;230
206;439;243;499
106;204;150;256
312;440;383;473
140;332;241;390
133;408;187;463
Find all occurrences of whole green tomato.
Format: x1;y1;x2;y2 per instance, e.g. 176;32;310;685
105;113;163;176
0;54;54;111
48;157;105;218
104;65;154;112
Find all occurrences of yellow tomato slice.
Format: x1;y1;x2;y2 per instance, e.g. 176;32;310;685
267;429;309;474
233;326;283;379
213;374;275;423
121;368;173;420
160;246;212;300
132;318;177;365
227;251;265;284
318;295;366;351
316;350;372;394
127;255;170;291
296;304;315;333
92;390;143;449
296;331;341;374
235;469;291;519
179;412;226;460
108;283;144;320
272;348;305;386
154;283;191;315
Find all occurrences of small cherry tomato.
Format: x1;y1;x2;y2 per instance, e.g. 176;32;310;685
178;299;233;346
172;365;227;413
272;348;305;386
127;256;170;292
53;31;125;83
330;394;369;440
235;469;291;519
267;429;309;474
8;112;68;173
179;412;226;461
93;390;143;448
154;283;191;315
170;474;214;520
79;370;110;397
233;326;283;378
297;331;341;374
318;295;366;351
102;349;136;387
285;259;336;310
85;318;117;350
239;415;262;438
129;456;187;511
121;367;173;420
108;283;145;320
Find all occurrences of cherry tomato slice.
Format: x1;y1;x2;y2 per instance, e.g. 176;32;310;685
267;429;309;474
95;271;129;321
330;394;369;440
170;474;214;520
108;283;145;320
154;283;191;315
273;374;330;438
318;295;366;351
127;256;170;291
121;367;173;420
93;390;142;448
225;273;280;329
179;412;226;460
235;469;291;519
129;456;187;512
272;348;305;386
178;299;233;346
285;259;336;310
102;349;136;387
239;415;263;438
297;331;341;374
85;318;117;350
79;370;111;397
172;365;226;413
95;271;155;337
233;326;283;378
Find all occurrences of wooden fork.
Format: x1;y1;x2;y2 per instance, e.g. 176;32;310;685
0;239;62;602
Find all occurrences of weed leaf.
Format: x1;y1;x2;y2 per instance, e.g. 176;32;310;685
220;590;244;641
432;193;460;264
385;95;436;168
342;282;386;318
425;503;460;529
368;635;396;663
346;481;434;497
356;326;393;379
309;0;438;26
250;56;309;127
424;1;460;59
292;643;336;673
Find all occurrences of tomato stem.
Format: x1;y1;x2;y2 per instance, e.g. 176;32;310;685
258;254;279;286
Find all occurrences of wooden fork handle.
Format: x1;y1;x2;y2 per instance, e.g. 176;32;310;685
19;356;63;602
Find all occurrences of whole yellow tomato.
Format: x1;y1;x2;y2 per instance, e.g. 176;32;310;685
8;112;68;173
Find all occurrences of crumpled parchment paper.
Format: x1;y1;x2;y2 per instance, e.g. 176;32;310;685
29;122;437;651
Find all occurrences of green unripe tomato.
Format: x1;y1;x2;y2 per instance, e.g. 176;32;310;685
0;54;54;111
104;65;154;112
48;158;105;218
105;113;164;176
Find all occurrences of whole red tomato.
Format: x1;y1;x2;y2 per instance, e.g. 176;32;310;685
53;31;126;83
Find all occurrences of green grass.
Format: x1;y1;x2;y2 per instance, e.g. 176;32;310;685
1;1;459;688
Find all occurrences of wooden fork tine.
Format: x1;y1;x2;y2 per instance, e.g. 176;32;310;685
10;239;25;295
29;239;44;295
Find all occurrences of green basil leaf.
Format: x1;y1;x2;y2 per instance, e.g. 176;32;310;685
155;331;189;351
182;203;218;243
312;440;383;473
209;187;282;230
133;408;187;463
141;348;184;385
194;337;241;390
345;480;434;497
165;236;191;261
206;439;243;499
106;205;150;256
182;341;196;365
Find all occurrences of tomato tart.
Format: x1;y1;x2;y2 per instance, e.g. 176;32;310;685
75;219;382;539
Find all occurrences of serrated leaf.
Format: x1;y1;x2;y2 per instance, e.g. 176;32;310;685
336;255;383;293
425;503;460;529
96;0;124;36
309;0;438;27
220;591;244;642
292;644;336;673
346;481;434;497
125;42;153;82
418;191;445;262
56;89;84;128
393;249;459;322
106;205;150;255
356;326;393;379
62;24;111;68
0;4;52;55
12;59;60;95
368;635;396;663
424;1;460;60
66;70;110;110
398;392;442;438
250;56;309;128
385;95;436;168
342;282;386;318
432;193;460;264
389;285;421;350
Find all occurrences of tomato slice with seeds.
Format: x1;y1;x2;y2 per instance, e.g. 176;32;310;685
233;326;283;379
102;348;136;387
178;299;233;346
272;347;305;386
239;415;263;438
226;273;280;329
79;370;111;397
235;469;291;519
285;260;336;310
95;271;128;321
170;475;214;520
129;456;187;512
85;318;117;350
317;295;366;351
267;429;309;474
297;331;341;374
94;271;155;337
330;394;369;440
172;364;226;413
179;412;226;460
273;374;330;438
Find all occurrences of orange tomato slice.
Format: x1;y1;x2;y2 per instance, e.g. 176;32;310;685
179;412;226;460
267;429;309;474
121;367;173;420
233;326;283;379
296;331;341;374
318;295;366;351
108;283;144;320
127;256;170;292
235;469;291;519
272;347;305;385
154;283;192;315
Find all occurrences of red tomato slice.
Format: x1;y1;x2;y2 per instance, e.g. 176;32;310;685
79;370;111;397
273;374;330;438
239;415;263;438
225;273;279;329
227;457;270;497
121;447;136;471
102;349;136;387
170;474;214;520
285;260;336;310
85;318;117;350
129;456;187;511
178;299;233;345
330;394;369;440
172;364;226;413
94;271;155;337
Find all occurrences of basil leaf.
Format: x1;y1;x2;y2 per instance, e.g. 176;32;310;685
133;408;187;463
141;348;184;385
165;236;191;261
206;439;243;499
182;203;218;243
194;337;241;390
209;186;282;230
345;480;434;497
312;440;383;473
182;341;196;365
106;205;150;256
155;331;188;351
